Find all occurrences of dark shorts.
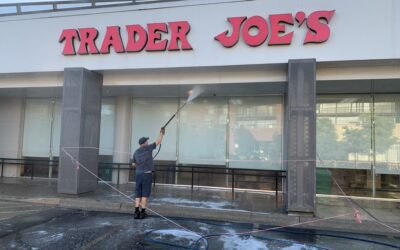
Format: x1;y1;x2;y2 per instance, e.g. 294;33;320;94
135;173;153;198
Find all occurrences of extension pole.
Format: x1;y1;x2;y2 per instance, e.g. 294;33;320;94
162;102;188;128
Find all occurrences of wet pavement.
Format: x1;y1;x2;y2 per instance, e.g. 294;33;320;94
0;200;51;223
0;178;400;245
0;203;399;250
0;177;284;214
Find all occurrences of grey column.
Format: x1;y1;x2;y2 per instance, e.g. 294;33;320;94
112;96;132;184
58;68;103;194
285;59;316;214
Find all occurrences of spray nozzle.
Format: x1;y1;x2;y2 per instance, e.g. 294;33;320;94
186;86;203;103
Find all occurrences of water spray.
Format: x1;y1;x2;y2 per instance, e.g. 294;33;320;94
162;86;203;129
153;86;203;160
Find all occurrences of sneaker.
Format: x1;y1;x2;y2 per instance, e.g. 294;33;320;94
134;209;140;219
139;210;148;219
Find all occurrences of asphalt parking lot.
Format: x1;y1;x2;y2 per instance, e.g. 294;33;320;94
0;200;399;250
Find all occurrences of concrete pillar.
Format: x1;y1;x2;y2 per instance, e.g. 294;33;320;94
112;96;132;184
58;68;103;194
285;59;316;214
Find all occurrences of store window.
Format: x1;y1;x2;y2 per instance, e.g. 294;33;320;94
22;98;115;177
317;94;400;198
99;98;116;157
22;99;59;157
178;97;228;165
131;98;178;161
228;96;283;170
374;95;400;198
22;99;61;178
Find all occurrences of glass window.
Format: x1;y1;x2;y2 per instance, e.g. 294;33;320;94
51;100;62;157
178;98;228;165
22;99;53;157
23;98;115;158
99;98;116;156
374;95;400;198
228;97;283;170
0;98;23;158
317;95;373;196
131;98;178;161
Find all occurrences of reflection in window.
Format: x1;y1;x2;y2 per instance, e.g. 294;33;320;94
374;95;400;198
228;97;283;170
317;95;400;198
178;98;227;165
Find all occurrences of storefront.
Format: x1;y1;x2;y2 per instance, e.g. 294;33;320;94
0;0;399;213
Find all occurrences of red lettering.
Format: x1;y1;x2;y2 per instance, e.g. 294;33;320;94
126;25;148;52
214;17;246;48
242;16;268;47
59;29;79;55
59;11;335;56
168;21;192;51
304;10;335;44
269;13;294;45
295;11;306;27
78;28;99;55
100;26;125;54
146;23;168;51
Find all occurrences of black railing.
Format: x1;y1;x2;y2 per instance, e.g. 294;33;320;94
0;158;58;180
0;158;286;196
98;162;286;196
0;0;190;17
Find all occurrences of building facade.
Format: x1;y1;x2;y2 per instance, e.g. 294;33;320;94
0;0;399;213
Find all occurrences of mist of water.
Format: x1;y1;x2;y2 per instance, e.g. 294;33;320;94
186;86;203;103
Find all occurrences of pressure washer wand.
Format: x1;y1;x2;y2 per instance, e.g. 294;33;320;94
162;102;188;129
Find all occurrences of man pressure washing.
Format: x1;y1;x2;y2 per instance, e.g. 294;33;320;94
132;127;165;219
131;87;202;220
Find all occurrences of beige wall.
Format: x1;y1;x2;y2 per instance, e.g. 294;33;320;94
0;63;399;89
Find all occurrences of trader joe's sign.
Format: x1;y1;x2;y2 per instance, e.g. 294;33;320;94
59;10;335;55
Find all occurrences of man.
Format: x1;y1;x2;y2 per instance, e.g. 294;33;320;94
131;127;165;219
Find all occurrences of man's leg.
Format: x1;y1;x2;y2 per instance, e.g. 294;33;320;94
134;197;141;219
139;174;152;219
141;197;148;208
135;198;141;208
134;174;143;219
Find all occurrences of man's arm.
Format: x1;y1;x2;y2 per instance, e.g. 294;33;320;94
156;127;166;146
131;153;136;168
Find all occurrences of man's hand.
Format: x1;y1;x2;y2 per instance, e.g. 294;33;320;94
156;127;166;146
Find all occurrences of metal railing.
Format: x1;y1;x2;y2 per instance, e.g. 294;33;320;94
0;0;185;17
0;157;286;196
0;157;59;180
99;162;286;196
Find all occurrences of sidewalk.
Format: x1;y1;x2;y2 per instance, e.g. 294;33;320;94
0;177;399;237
